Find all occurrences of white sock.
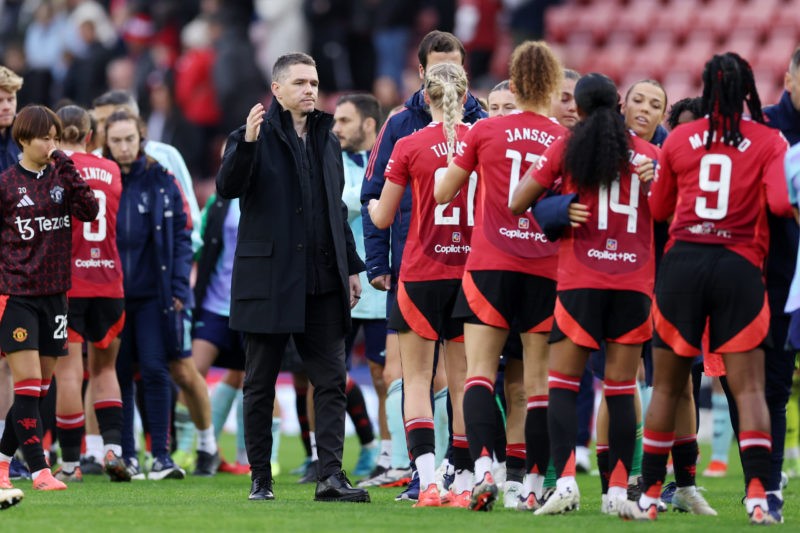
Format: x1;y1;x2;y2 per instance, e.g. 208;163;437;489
271;417;281;463
766;490;782;501
197;426;218;454
62;461;80;473
676;485;696;496
32;468;49;480
639;492;660;508
0;452;12;463
103;444;123;457
455;468;473;493
474;456;493;481
532;473;545;499
310;432;318;462
416;452;436;489
0;420;5;435
746;496;768;514
85;435;104;459
378;439;392;468
236;448;249;465
556;476;577;493
608;485;627;501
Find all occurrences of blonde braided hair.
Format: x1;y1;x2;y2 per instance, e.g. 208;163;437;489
424;63;468;163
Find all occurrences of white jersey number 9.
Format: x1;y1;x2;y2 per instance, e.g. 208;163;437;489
695;154;732;220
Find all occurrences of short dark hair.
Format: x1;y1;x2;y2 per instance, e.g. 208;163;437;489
272;52;316;82
336;93;382;131
12;105;62;145
667;97;703;130
791;45;800;74
91;90;139;115
417;31;465;70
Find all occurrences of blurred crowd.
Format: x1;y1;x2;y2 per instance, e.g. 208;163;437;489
0;0;554;188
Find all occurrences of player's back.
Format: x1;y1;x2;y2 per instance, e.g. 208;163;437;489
385;122;473;282
67;151;124;298
456;111;566;276
655;117;790;266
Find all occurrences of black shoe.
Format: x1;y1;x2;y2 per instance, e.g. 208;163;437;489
298;460;319;484
315;471;370;502
194;451;221;477
249;477;274;501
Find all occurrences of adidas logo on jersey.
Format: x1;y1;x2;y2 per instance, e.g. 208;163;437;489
16;194;35;207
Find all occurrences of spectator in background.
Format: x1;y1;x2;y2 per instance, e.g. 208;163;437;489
23;1;69;105
304;0;354;92
454;0;501;84
252;0;310;84
371;0;421;109
62;15;114;107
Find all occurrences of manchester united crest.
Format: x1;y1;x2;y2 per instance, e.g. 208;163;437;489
12;327;27;342
50;185;65;204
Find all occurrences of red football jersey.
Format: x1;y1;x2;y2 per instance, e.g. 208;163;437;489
533;134;660;294
452;111;566;278
385;122;473;282
649;117;791;268
66;151;124;298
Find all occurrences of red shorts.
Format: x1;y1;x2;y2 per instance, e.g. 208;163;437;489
454;270;555;333
653;242;769;357
388;279;463;341
550;289;652;350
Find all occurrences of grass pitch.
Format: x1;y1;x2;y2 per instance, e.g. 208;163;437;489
1;437;794;532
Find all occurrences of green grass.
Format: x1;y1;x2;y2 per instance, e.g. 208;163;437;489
2;436;795;531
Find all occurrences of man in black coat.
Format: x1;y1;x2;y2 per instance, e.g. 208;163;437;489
216;52;369;503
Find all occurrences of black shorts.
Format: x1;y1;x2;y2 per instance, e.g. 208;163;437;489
455;270;556;333
653;242;769;357
550;289;652;350
0;294;69;356
68;297;125;349
192;308;245;370
388;279;463;341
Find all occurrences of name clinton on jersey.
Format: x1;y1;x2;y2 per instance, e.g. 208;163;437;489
15;214;70;240
79;166;114;185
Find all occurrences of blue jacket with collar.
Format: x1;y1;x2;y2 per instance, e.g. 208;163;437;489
0;129;20;172
117;155;193;356
359;88;487;282
765;91;800;146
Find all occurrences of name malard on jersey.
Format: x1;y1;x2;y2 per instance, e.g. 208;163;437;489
15;215;70;240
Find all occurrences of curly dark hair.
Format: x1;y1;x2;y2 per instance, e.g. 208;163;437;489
564;73;630;192
666;97;703;130
509;41;562;110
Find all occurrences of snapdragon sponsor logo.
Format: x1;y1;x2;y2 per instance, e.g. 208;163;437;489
74;258;116;269
15;215;70;240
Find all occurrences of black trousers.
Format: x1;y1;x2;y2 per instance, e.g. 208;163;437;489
243;291;347;481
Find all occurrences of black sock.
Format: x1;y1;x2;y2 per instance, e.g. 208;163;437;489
547;372;581;477
672;435;698;487
525;395;549;475
605;380;636;490
94;399;123;446
452;434;472;471
295;385;312;457
463;377;495;461
10;381;47;472
641;429;673;499
597;444;610;493
406;420;435;460
506;443;525;483
56;412;85;464
346;378;374;446
740;431;771;496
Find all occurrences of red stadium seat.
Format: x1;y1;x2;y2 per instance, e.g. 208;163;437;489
653;0;704;42
592;43;634;81
608;0;660;44
753;29;799;81
733;0;780;38
719;29;760;63
671;36;716;82
545;5;581;43
689;0;738;42
575;2;621;44
626;41;676;80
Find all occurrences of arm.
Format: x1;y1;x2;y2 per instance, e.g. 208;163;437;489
169;177;194;307
341;157;363;223
764;137;792;218
368;181;405;229
648;149;678;223
435;162;470;204
53;150;99;222
216;104;265;199
509;165;548;215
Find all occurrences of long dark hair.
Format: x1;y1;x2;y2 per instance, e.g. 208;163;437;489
564;73;630;191
700;52;763;150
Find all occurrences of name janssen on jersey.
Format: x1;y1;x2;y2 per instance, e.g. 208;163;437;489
75;258;116;269
587;249;638;263
434;244;470;254
15;215;70;240
504;128;556;146
80;166;113;184
499;227;548;241
688;131;751;152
